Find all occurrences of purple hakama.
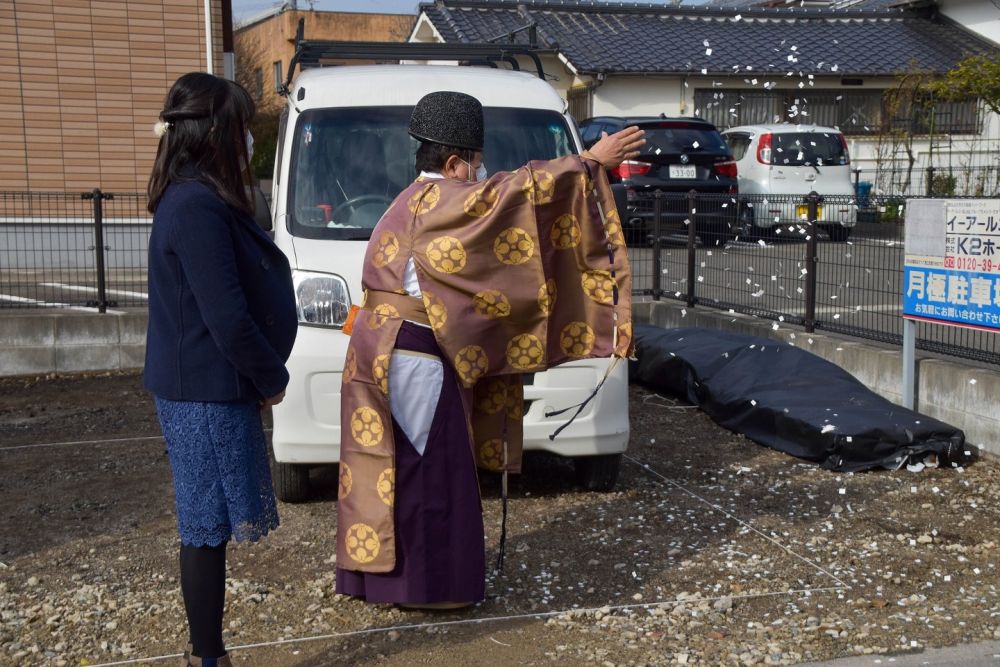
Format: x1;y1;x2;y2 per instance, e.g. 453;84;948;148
336;322;486;604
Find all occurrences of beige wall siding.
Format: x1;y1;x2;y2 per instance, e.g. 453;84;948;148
2;0;225;193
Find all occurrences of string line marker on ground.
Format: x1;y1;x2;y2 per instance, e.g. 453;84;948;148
624;454;851;589
0;430;272;452
79;447;847;666
87;585;847;667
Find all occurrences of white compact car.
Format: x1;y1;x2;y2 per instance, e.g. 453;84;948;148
267;63;630;501
722;124;857;241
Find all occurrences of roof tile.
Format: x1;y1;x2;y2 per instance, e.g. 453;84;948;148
419;0;998;75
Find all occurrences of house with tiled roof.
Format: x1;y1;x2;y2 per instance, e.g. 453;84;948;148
410;0;1000;193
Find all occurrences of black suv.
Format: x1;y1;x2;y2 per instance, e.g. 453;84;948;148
578;116;738;245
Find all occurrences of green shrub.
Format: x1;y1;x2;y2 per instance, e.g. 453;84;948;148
881;198;906;222
250;110;281;180
928;172;957;197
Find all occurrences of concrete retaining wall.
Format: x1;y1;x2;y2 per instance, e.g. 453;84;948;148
636;300;1000;457
0;311;147;376
2;304;997;455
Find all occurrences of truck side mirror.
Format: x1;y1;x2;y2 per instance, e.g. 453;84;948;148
253;185;273;232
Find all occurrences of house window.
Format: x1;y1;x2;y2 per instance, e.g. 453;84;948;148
273;61;283;92
568;87;593;123
254;68;263;101
694;89;980;136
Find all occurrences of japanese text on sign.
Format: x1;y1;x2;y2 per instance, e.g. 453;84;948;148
904;266;1000;328
944;200;1000;271
905;199;1000;331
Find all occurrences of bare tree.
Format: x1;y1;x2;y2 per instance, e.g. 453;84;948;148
234;29;267;101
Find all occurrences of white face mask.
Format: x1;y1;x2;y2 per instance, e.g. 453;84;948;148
246;131;254;161
463;157;487;183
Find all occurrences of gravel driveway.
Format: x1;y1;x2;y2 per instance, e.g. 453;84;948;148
1;371;999;666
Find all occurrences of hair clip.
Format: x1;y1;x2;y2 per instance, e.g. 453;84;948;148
153;120;172;138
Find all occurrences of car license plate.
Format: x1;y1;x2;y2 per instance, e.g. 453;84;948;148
796;204;823;219
669;165;697;179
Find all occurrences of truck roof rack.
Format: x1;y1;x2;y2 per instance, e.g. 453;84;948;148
280;18;548;95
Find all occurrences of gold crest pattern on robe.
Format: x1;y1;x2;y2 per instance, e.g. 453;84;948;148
337;155;632;572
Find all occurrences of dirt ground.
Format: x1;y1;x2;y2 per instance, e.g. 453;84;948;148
2;371;1000;667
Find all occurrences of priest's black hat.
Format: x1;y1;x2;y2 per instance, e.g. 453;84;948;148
408;91;484;151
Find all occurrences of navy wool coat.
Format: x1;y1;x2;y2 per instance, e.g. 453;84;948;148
144;178;297;402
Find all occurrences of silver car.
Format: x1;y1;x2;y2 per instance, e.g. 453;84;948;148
723;124;858;242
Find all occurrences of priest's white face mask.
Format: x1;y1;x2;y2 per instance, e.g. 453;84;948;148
463;154;487;183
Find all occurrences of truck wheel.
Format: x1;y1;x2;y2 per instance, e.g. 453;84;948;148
273;458;310;503
826;225;851;242
574;453;622;492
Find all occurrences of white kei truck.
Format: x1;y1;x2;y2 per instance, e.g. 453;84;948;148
262;35;629;502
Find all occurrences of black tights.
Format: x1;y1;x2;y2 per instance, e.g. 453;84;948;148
179;542;228;659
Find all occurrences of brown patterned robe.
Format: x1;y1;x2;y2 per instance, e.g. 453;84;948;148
336;154;632;573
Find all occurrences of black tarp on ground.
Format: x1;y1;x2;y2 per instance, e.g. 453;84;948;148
631;325;969;472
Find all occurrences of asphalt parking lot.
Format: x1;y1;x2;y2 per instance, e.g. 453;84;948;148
2;371;1000;666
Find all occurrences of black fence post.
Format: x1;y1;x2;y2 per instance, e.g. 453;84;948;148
88;188;108;314
926;165;936;196
651;192;662;300
804;191;821;333
686;189;697;308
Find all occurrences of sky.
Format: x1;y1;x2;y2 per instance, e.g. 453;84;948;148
232;0;699;22
233;0;428;21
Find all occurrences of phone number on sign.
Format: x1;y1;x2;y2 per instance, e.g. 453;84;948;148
945;256;997;272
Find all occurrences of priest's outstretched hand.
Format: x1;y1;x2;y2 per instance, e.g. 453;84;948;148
586;126;646;169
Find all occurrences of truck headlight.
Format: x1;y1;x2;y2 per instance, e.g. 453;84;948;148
292;270;351;328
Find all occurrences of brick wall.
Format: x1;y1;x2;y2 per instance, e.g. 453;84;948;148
0;0;225;193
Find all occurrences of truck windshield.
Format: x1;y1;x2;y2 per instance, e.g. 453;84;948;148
287;107;575;240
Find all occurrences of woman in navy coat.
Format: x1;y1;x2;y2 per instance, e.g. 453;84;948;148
144;72;297;667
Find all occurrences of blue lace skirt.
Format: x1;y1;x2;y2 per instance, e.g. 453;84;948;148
155;397;279;547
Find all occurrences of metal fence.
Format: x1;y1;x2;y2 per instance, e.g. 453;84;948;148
852;166;1000;199
628;190;1000;368
0;190;150;311
3;188;998;368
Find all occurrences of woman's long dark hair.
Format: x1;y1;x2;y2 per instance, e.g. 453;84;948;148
147;72;255;214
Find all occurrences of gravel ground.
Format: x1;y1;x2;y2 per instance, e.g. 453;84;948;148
2;371;1000;666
